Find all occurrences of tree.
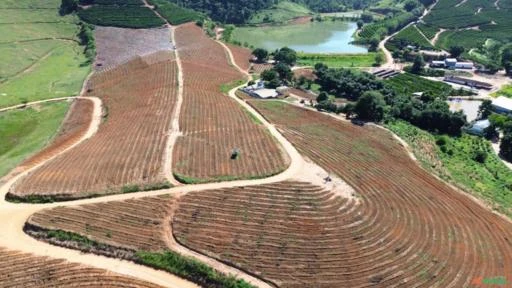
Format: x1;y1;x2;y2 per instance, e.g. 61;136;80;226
317;92;328;102
273;63;293;82
411;54;425;74
473;150;488;163
252;48;268;63
502;47;512;75
60;0;77;15
500;134;512;162
357;20;364;29
361;12;373;23
368;37;379;52
261;69;279;83
374;53;384;66
404;0;419;11
274;47;297;66
449;46;465;58
478;100;493;119
354;91;386;122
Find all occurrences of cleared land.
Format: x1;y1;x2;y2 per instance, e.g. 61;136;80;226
247;1;311;24
297;53;379;68
9;52;178;200
0;101;69;178
176;100;512;287
172;23;288;183
0;247;162;287
226;44;252;72
94;26;172;71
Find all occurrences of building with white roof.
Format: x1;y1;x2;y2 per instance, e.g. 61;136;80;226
492;96;512;114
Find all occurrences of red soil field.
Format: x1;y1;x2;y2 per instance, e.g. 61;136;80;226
250;63;273;74
289;88;317;100
293;68;316;81
28;195;175;252
172;101;512;287
172;23;288;182
226;44;252;72
0;247;162;287
10;51;178;199
17;99;93;172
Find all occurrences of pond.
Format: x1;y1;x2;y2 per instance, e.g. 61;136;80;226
232;21;367;54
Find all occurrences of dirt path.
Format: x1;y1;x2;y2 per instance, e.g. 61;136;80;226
431;28;446;46
0;96;77;112
494;0;500;9
216;40;251;78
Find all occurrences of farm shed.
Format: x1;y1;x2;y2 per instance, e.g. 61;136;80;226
444;76;492;90
251;89;279;99
492;96;512;114
466;119;490;136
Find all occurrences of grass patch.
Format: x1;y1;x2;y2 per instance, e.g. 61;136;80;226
0;44;89;108
387;120;512;217
297;52;380;68
121;181;172;193
136;251;257;288
0;101;69;177
247;0;310;25
220;79;246;94
492;84;512;98
242;106;263;125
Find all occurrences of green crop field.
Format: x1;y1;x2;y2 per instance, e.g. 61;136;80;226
247;1;311;24
297;52;380;67
357;12;416;41
493;84;512;98
387;121;512;217
78;5;165;28
147;0;202;25
0;101;69;177
415;23;439;40
0;0;90;109
386;73;453;97
387;25;434;50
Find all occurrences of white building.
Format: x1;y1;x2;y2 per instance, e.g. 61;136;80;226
492;96;512;114
430;58;474;69
251;89;279;99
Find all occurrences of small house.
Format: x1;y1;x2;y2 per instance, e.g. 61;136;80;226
466;119;490;136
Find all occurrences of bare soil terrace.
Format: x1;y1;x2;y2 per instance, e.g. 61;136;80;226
0;247;163;288
172;23;288;183
9;51;178;199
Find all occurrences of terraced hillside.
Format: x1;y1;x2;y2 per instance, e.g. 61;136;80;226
172;23;288;183
174;101;512;287
0;247;163;287
9;52;178;199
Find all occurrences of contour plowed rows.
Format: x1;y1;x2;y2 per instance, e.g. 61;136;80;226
226;44;252;72
0;247;163;288
173;101;512;287
28;195;175;251
17;99;93;172
10;52;178;198
172;23;287;182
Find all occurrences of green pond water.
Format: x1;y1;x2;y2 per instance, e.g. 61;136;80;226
233;21;367;54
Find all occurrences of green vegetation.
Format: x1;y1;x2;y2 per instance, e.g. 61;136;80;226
386;25;434;51
386;73;452;97
121;181;172;193
247;1;311;24
416;23;439;40
357;12;417;42
0;44;90;108
136;251;256;288
0;0;91;108
147;0;202;25
0;102;69;177
493;84;512;98
220;79;247;94
297;52;380;67
387;120;512;217
77;5;165;28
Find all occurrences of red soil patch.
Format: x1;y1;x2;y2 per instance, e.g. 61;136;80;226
289;88;317;100
28;196;175;251
172;102;512;287
293;68;316;81
289;16;313;25
0;247;163;287
250;63;273;74
172;23;288;182
17;99;93;172
226;44;252;72
10;51;178;199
